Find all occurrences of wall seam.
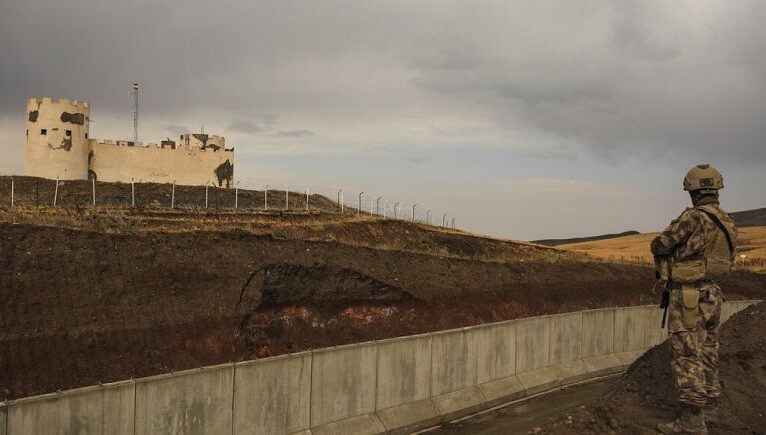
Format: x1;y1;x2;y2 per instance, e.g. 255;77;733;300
613;309;619;353
133;379;137;435
429;334;434;399
373;342;380;415
230;363;236;435
308;350;315;430
580;310;585;360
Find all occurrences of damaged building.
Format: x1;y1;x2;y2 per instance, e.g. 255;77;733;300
24;97;235;187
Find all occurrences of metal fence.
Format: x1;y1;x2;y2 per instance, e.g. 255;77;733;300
0;176;458;229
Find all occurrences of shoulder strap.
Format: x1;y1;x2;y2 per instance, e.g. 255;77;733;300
696;207;734;254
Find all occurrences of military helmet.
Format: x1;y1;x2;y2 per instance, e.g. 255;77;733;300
683;164;724;191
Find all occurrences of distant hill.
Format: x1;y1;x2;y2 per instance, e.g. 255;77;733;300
532;230;641;247
532;207;766;246
732;207;766;228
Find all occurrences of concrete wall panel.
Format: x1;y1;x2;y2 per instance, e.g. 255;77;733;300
376;334;432;410
134;365;233;435
430;330;475;396
467;321;517;384
582;309;615;358
515;316;550;373
234;352;312;435
310;343;377;427
8;382;134;435
730;300;756;316
640;306;667;347
721;302;733;323
614;307;646;352
549;312;582;365
1;402;7;435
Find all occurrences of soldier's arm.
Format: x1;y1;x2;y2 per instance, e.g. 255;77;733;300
650;210;695;257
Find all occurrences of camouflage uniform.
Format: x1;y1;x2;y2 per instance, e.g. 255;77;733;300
651;201;735;408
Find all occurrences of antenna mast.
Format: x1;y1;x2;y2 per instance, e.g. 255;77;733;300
131;83;139;143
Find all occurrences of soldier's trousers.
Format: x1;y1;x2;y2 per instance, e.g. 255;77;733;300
667;283;723;408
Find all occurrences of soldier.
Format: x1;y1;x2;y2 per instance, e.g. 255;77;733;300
652;165;737;434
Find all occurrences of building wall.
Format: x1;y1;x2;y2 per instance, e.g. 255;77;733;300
89;141;235;187
24;98;91;180
23;97;236;187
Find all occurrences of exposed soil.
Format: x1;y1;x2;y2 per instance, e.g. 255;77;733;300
2;221;766;402
538;300;766;434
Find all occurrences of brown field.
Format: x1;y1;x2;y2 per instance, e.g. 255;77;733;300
559;226;766;273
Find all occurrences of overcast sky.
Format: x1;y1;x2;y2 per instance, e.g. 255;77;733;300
1;0;764;240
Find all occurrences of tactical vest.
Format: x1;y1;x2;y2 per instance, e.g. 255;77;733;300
671;205;737;283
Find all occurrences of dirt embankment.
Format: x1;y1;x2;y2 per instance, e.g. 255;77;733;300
539;301;766;434
0;175;339;211
3;223;766;401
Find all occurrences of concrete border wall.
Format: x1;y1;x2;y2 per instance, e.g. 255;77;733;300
5;300;760;435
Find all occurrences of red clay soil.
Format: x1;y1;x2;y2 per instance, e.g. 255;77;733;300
2;222;766;401
538;300;766;434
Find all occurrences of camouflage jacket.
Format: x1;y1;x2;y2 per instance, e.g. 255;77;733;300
650;202;737;263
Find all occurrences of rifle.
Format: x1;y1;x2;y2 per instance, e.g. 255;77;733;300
654;256;672;328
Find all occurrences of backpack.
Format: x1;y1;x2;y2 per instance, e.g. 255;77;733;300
671;205;737;283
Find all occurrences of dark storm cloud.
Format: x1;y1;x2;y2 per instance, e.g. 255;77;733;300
2;0;765;163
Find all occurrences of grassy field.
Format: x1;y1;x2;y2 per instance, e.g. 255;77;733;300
559;226;766;273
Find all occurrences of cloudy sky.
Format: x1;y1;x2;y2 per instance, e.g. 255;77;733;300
1;0;764;240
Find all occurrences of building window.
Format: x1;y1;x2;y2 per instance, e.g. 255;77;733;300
41;129;47;135
26;129;28;136
65;130;72;136
85;132;88;139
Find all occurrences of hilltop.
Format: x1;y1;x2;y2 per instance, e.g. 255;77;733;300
533;207;766;247
731;207;766;227
557;226;766;274
533;230;640;247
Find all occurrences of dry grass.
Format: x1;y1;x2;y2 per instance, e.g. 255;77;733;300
559;226;766;273
0;205;585;266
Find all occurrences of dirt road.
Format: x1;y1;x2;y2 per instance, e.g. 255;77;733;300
426;376;619;434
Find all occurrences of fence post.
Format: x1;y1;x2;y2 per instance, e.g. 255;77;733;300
442;214;447;227
131;178;135;207
171;180;176;209
205;181;209;209
92;177;96;207
53;176;59;207
426;209;431;224
358;191;364;215
305;188;309;211
235;181;240;209
412;203;418;222
394;202;400;219
452;217;456;229
264;185;269;210
285;186;289;210
376;196;382;215
10;177;13;208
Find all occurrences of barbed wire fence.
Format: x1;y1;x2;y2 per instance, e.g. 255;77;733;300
0;176;458;229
